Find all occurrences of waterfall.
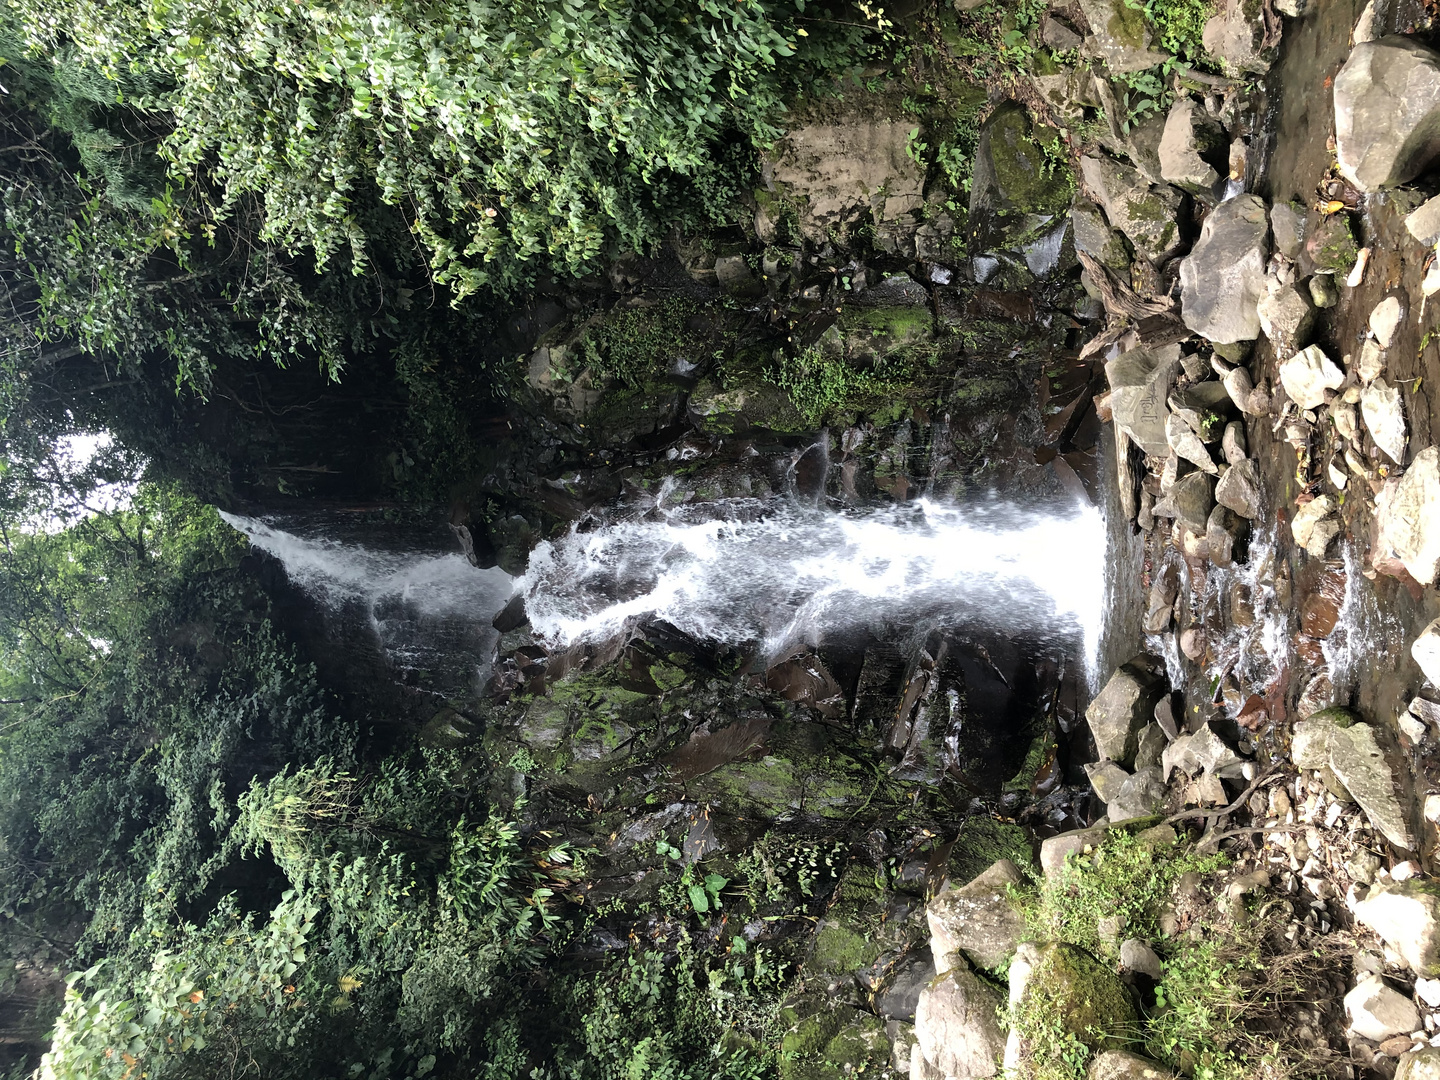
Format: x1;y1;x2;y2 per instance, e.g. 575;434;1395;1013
219;512;515;694
520;497;1106;681
223;496;1107;691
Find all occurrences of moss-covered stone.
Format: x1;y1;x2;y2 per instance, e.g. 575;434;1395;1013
1020;942;1137;1055
969;103;1074;252
1306;213;1359;273
689;378;808;435
810;918;882;975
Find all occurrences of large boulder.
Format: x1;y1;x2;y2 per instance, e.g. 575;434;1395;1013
970;103;1075;252
1104;344;1182;457
913;964;1006;1079
1291;711;1413;848
1158;98;1225;196
1089;1051;1178;1080
1180;195;1270;343
1076;0;1170;73
1108;766;1167;822
1080;155;1184;263
1152;472;1215;534
766;113;927;244
1335;37;1440;192
1072;199;1134;271
1040;824;1109;880
1215;458;1262;519
1345;974;1421;1041
928;859;1027;973
1415;619;1440;688
1398;1048;1440;1080
1377;447;1440;585
1278;345;1344;409
1355;879;1440;975
1013;943;1137;1057
1086;660;1167;765
1361;378;1407;465
1256;283;1316;354
1202;0;1271;74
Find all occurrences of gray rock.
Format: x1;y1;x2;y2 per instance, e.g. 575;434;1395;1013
1414;619;1440;687
1377;447;1440;585
1169;381;1235;440
1332;722;1414;848
1080;155;1185;264
1077;0;1171;73
1161;721;1241;782
877;955;934;1023
715;255;761;296
1206;503;1244;567
1257;283;1316;353
1143;563;1179;633
1278;345;1344;409
1346;974;1421;1041
1407;194;1440;245
1180;194;1270;343
1202;0;1271;74
1089;1051;1178;1080
1109;766;1167;822
1222;421;1247;464
1361;378;1407;464
1134;723;1167;772
1309;273;1339;309
1356;880;1440;975
1086;760;1133;805
1072;199;1133;271
1294;712;1413;848
1087;660;1167;765
928;859;1026;973
1152;472;1215;533
1271;201;1307;259
1040;13;1084;50
1166;412;1218;474
1371;295;1407;348
1158;98;1224;196
1105;344;1182;456
1336;36;1440;192
1040;824;1109;880
1292;494;1340;559
1219;363;1260;415
1118;939;1163;981
913;963;1006;1079
1397;1048;1440;1080
1359;338;1387;384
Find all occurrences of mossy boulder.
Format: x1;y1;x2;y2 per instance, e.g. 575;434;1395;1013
688;377;807;435
1016;942;1137;1060
1305;213;1359;273
779;1005;888;1080
970;103;1074;252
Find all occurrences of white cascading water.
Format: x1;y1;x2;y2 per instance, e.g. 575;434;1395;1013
520;497;1107;681
219;512;514;691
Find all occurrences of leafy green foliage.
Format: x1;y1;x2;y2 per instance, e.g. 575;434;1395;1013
1017;829;1226;958
1124;0;1216;62
578;298;711;390
6;0;869;298
772;346;927;427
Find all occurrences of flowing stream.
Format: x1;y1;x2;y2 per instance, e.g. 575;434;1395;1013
223;495;1108;692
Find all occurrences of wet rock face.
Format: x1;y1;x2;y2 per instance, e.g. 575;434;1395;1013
1179;194;1270;343
1335;36;1440;192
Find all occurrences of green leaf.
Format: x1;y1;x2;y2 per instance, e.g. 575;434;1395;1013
687;884;710;913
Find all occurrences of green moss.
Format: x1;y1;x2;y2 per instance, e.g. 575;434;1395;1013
1309;214;1359;273
978;103;1074;219
648;661;688;692
781;1008;845;1057
947;816;1035;884
810;919;881;974
1011;942;1137;1078
1106;0;1151;49
823;1014;890;1071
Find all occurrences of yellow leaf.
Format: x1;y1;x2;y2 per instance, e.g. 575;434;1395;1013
338;974;363;993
